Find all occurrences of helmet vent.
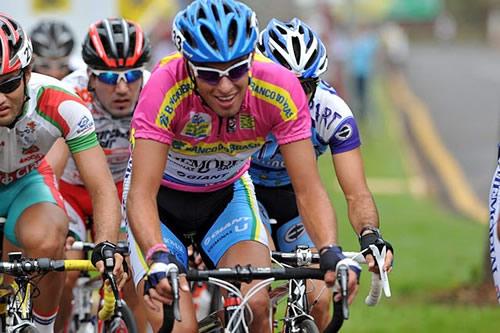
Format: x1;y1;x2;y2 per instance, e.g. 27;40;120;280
305;30;314;48
292;36;301;64
269;30;284;49
223;4;232;15
272;49;291;71
305;49;317;70
245;17;251;38
211;4;220;22
201;25;217;49
276;26;287;35
228;19;237;47
183;29;196;49
198;7;207;20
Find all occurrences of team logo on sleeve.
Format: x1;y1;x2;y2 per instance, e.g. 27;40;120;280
334;124;353;141
76;116;94;134
181;112;212;139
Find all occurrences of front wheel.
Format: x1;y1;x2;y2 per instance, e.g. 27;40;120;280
296;319;320;333
99;303;138;333
18;325;40;333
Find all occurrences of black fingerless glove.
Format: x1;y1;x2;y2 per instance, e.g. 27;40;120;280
319;245;345;273
91;241;117;272
143;251;186;295
359;227;394;257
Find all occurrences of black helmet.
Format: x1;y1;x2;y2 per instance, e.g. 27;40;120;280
30;20;74;58
82;18;151;69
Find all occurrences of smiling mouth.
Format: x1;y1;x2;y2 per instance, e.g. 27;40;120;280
216;95;236;102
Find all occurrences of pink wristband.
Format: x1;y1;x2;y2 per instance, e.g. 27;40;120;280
145;243;169;262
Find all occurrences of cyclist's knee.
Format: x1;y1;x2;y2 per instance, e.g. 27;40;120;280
248;290;270;317
16;204;68;254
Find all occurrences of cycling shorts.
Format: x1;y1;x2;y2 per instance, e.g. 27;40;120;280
59;179;124;241
255;184;314;252
127;172;268;286
0;160;65;246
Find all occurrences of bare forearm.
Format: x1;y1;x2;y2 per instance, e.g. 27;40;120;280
127;191;164;255
91;187;121;243
346;192;379;235
296;186;337;249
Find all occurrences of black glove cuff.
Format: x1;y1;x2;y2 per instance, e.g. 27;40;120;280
360;233;395;257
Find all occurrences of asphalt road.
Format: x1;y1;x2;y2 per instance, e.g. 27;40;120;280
404;42;500;202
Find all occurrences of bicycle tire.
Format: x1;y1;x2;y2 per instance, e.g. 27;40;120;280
296;319;320;333
324;299;344;333
19;326;39;333
99;302;138;333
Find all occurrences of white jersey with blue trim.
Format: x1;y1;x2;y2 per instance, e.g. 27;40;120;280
489;147;500;303
249;80;361;187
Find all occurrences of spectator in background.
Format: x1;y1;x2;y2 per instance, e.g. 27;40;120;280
148;18;177;68
30;20;76;80
349;24;379;121
380;21;409;71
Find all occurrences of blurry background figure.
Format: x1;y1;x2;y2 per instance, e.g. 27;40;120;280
349;23;380;121
380;21;409;71
433;10;457;42
312;0;350;100
148;18;177;68
30;20;77;79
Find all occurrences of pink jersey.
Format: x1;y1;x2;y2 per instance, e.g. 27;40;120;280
131;52;311;192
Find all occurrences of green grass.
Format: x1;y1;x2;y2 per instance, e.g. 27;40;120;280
309;77;497;332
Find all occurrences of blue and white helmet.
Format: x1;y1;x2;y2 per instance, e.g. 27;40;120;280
258;18;327;79
172;0;258;63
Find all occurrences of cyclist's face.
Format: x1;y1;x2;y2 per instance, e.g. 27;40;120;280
88;69;143;118
33;57;71;80
0;69;30;127
190;55;252;118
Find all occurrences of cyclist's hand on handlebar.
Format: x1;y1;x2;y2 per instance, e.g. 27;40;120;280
143;251;189;311
64;236;76;250
91;241;129;289
359;228;394;274
320;245;361;304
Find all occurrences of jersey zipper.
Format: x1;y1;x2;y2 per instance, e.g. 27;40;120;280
217;115;223;138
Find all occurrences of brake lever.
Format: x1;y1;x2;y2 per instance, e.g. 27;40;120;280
337;263;349;319
368;244;391;297
168;266;182;322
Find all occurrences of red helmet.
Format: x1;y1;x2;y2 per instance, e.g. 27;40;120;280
82;18;151;69
0;14;33;75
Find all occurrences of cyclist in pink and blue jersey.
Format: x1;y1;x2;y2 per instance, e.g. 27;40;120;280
0;14;125;333
124;0;360;331
251;18;394;330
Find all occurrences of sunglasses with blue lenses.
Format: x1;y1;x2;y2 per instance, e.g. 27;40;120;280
90;68;144;85
0;70;24;94
189;54;252;85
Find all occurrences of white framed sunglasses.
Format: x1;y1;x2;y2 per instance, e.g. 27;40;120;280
90;67;144;85
188;53;252;85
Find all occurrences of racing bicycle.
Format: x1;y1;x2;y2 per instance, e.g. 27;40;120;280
162;244;391;333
